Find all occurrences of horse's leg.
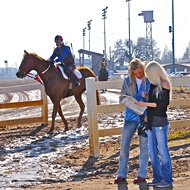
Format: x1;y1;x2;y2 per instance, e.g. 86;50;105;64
48;99;60;134
58;104;69;131
74;93;85;128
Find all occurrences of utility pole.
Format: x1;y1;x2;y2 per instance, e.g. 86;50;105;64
171;0;175;72
102;6;108;59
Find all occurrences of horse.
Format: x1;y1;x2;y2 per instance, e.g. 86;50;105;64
98;63;109;93
98;67;108;82
98;58;109;82
16;50;101;134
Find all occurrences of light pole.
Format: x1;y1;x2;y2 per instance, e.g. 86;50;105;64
4;60;8;68
87;20;92;52
126;0;132;62
87;19;92;65
82;27;87;50
102;6;108;59
82;27;87;66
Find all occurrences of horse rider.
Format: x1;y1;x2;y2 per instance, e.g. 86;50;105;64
98;58;109;81
48;35;80;87
99;58;108;68
98;58;109;93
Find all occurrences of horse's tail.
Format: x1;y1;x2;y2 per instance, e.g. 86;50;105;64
96;90;101;105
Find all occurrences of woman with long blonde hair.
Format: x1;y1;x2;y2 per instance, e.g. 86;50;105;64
114;58;150;184
135;61;173;188
128;58;147;96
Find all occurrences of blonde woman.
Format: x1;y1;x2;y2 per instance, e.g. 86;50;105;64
114;58;150;184
135;61;173;188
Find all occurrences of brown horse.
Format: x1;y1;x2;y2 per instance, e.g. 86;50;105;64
16;50;100;134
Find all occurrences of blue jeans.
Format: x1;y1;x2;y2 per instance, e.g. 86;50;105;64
148;125;173;185
117;120;149;178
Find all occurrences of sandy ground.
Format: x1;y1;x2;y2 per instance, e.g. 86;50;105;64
0;116;189;190
0;79;190;190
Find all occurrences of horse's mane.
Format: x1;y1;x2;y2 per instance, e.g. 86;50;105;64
30;52;48;62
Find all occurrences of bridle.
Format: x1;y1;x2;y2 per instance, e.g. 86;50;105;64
19;54;51;83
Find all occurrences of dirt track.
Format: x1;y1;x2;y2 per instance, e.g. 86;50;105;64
0;79;190;189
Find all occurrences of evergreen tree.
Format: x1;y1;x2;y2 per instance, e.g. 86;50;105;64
182;41;190;60
161;46;172;64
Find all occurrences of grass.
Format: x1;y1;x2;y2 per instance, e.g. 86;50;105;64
169;129;190;141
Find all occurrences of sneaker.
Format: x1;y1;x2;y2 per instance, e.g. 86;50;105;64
114;177;126;184
148;181;159;186
156;180;172;188
134;177;146;184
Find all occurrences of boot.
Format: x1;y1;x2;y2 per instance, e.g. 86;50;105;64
70;72;80;87
73;80;80;87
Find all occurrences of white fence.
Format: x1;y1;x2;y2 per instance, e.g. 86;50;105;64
0;80;48;126
86;77;190;157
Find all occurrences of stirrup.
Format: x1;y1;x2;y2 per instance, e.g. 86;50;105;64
73;81;80;87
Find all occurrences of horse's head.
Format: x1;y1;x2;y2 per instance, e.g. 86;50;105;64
16;50;38;78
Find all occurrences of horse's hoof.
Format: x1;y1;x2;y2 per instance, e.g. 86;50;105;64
47;130;53;135
64;128;69;132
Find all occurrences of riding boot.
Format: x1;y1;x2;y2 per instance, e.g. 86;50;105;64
70;72;80;87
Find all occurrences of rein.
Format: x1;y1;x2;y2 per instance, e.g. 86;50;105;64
41;65;51;75
26;73;43;84
25;64;51;84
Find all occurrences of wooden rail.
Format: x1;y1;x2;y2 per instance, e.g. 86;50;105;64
86;77;190;157
0;82;48;127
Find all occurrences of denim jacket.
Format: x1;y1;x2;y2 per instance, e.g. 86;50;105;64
120;76;150;122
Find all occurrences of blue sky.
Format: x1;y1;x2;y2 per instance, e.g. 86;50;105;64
0;0;189;67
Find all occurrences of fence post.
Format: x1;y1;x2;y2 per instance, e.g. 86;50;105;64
86;77;99;157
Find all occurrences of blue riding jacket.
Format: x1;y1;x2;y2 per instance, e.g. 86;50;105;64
49;45;74;64
120;76;150;122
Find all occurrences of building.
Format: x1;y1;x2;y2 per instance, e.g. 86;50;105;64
78;49;104;75
0;67;17;79
163;62;190;74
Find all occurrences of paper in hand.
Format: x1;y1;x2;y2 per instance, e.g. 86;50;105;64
120;95;147;115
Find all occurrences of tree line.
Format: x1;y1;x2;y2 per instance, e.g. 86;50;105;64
111;38;190;65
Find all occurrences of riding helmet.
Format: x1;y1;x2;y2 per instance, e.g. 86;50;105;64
54;35;63;42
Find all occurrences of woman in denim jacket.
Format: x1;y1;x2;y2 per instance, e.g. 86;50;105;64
135;61;173;188
114;58;150;184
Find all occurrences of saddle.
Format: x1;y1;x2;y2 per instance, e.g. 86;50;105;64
57;64;69;79
57;65;82;80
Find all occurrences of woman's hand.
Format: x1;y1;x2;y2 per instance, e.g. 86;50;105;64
135;101;146;107
141;91;148;99
135;101;157;108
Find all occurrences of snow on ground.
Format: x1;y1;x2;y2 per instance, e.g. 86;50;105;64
0;83;190;189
